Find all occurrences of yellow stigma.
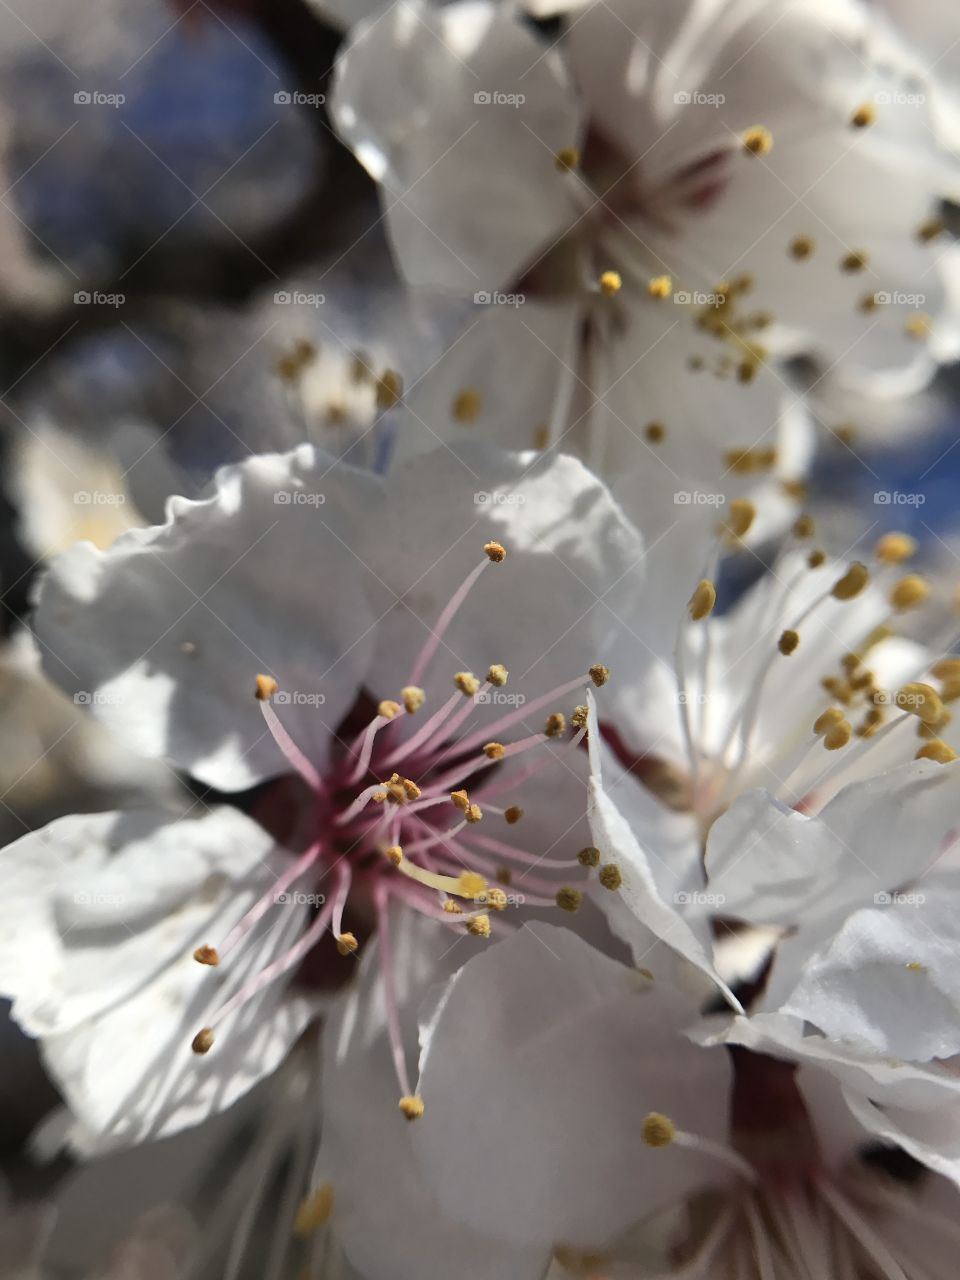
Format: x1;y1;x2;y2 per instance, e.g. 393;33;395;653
192;1027;215;1055
504;805;524;824
599;863;622;891
375;368;403;410
255;673;278;701
399;1095;425;1121
688;579;717;621
487;663;509;687
455;672;481;696
378;699;402;720
850;102;876;128
578;845;601;867
890;575;930;612
589;663;610;687
648;274;672;300
831;562;869;600
841;250;869;273
452;387;483;423
599;270;622;296
555;146;580;172
555;887;583;913
742;125;773;155
544;712;566;738
293;1184;334;1237
402;685;425;714
897;682;944;726
483;742;505;760
466;913;491;938
336;932;359;956
193;945;219;967
642;1112;676;1147
875;532;916;564
790;234;815;261
778;629;800;656
458;871;487;898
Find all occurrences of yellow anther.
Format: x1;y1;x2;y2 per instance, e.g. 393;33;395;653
571;704;589;730
451;790;469;811
402;685;425;714
790;235;815;260
648;274;672;300
452;387;483;423
906;961;928;973
599;863;622;891
544;712;566;738
850;102;876;128
813;707;846;736
890;575;930;612
906;314;933;340
402;778;421;801
875;532;917;564
725;447;778;474
859;292;880;313
824;720;853;751
372;790;387;803
533;423;551;450
336;932;359;956
293;1184;334;1237
725;499;756;539
917;217;946;244
443;899;463;914
932;658;960;681
479;886;508;911
841;250;868;273
555;146;580;172
916;740;957;764
255;673;278;701
484;541;507;563
504;806;524;824
467;913;491;937
778;629;800;656
578;846;601;867
642;1112;676;1147
831;562;870;600
385;845;403;867
834;424;858;446
487;663;509;687
483;742;505;760
455;672;481;696
793;514;815;539
399;1095;425;1121
897;682;944;726
589;663;610;687
378;699;402;720
599;270;622;296
742;125;773;155
689;579;718;621
192;1027;215;1055
808;549;826;569
555;887;583;913
375;368;403;410
465;802;483;824
193;945;220;967
645;421;666;443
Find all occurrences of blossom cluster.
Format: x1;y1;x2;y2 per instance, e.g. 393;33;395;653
1;0;960;1277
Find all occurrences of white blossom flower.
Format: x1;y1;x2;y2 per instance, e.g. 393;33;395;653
0;442;642;1149
315;919;960;1278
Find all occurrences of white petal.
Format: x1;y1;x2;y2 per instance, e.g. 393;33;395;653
34;447;379;790
331;0;581;290
413;923;735;1249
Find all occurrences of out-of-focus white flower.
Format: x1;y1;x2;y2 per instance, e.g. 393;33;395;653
331;0;959;570
0;442;642;1150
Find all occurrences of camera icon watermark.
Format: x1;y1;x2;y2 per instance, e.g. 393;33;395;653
874;890;926;906
474;491;526;506
74;690;124;706
274;890;327;905
872;291;926;308
274;490;326;506
673;90;725;107
674;290;725;306
476;691;526;707
74;290;124;308
74;90;125;107
273;290;325;307
873;490;925;506
473;290;525;308
273;690;326;707
674;890;726;906
874;90;925;107
74;490;126;505
473;90;525;107
274;90;325;107
674;490;725;506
